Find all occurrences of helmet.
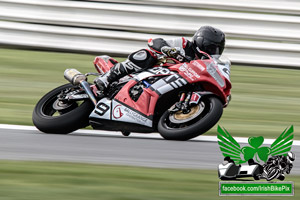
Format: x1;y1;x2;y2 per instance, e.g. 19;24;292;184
287;152;295;162
192;26;225;57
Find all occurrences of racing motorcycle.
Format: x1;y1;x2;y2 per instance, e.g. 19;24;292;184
32;50;231;140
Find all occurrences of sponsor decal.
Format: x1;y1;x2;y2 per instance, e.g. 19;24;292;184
124;107;148;124
192;61;206;71
189;92;201;104
113;104;123;119
217;125;295;196
148;67;171;75
110;100;152;127
178;63;200;81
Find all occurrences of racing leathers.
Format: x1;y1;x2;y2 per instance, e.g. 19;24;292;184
94;37;196;91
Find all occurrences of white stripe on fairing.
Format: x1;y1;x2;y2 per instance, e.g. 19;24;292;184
0;124;299;146
170;82;178;88
175;79;183;87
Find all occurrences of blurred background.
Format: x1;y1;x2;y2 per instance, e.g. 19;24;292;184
2;0;300;66
0;0;300;199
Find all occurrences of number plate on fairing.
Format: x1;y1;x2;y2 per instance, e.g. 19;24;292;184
89;98;152;127
89;98;111;120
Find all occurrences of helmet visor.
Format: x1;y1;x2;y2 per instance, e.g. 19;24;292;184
205;44;224;55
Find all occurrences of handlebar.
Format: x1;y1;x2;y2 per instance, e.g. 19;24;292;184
160;48;213;63
159;51;191;63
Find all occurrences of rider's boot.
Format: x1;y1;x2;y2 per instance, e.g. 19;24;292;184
94;50;155;91
94;61;139;92
94;71;113;92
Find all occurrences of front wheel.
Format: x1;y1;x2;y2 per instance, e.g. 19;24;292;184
158;96;223;140
32;83;94;134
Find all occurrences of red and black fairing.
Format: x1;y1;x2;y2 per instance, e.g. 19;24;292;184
168;59;231;105
89;54;231;132
113;69;188;116
112;58;231;119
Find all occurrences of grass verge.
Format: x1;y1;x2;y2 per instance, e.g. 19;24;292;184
0;161;299;200
0;48;300;139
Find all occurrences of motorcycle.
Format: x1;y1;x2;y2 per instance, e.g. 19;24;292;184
32;50;231;140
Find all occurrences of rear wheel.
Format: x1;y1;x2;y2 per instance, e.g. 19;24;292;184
158;96;223;140
32;84;94;134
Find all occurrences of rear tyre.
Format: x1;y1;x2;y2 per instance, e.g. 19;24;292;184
32;84;94;134
158;96;223;140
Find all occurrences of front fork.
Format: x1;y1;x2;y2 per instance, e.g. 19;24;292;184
169;91;192;114
169;91;211;114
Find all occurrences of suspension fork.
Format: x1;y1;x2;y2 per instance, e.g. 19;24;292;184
169;91;192;114
182;92;192;114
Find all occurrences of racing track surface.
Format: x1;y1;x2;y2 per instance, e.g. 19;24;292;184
0;125;299;174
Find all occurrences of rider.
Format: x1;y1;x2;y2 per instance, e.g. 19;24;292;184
94;26;226;91
262;152;295;181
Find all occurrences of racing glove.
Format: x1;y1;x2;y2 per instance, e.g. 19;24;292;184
161;46;180;58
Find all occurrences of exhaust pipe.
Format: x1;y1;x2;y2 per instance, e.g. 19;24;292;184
64;69;97;106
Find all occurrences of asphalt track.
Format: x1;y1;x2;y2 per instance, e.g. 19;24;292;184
0;125;299;174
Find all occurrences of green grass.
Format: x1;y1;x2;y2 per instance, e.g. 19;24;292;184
214;65;300;139
0;48;300;139
0;161;299;200
0;48;112;125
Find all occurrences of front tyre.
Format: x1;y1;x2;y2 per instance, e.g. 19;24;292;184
32;84;94;134
158;96;223;140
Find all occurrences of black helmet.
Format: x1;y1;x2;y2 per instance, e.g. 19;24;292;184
192;26;225;57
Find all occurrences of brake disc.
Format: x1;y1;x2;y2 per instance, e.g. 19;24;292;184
169;102;205;124
52;99;76;111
